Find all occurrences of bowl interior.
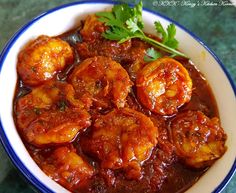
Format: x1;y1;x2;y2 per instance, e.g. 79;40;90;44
0;2;235;193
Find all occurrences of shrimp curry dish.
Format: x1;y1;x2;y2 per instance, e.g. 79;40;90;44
13;2;227;193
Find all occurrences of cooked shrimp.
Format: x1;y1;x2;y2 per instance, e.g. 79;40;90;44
16;81;84;130
81;108;158;180
17;35;74;86
169;110;227;168
136;57;192;115
25;107;90;146
69;56;132;109
80;14;107;42
16;81;90;146
40;146;94;190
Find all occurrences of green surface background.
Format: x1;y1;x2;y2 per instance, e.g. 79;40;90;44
0;0;235;192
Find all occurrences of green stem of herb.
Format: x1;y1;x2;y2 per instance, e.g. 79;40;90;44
119;34;188;58
142;36;188;58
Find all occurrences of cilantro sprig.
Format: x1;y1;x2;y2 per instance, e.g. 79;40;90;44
155;21;178;49
96;1;187;60
144;47;162;62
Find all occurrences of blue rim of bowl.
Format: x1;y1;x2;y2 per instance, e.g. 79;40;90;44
0;1;235;192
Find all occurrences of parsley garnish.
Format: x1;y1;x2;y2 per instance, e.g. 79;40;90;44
96;1;187;59
144;22;179;62
155;21;178;49
144;47;162;62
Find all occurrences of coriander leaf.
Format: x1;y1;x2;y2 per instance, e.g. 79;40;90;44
102;28;130;41
165;38;178;49
154;21;178;49
97;17;110;23
97;1;144;41
154;21;167;43
133;1;144;29
112;4;132;22
126;18;141;33
144;47;162;62
105;19;125;29
96;12;115;21
165;23;178;49
167;23;176;39
97;12;125;29
96;1;188;58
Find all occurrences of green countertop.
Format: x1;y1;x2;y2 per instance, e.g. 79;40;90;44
0;0;235;192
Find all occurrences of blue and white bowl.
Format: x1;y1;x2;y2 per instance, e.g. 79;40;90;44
0;1;235;193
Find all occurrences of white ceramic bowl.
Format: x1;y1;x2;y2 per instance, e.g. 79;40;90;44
0;1;235;193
